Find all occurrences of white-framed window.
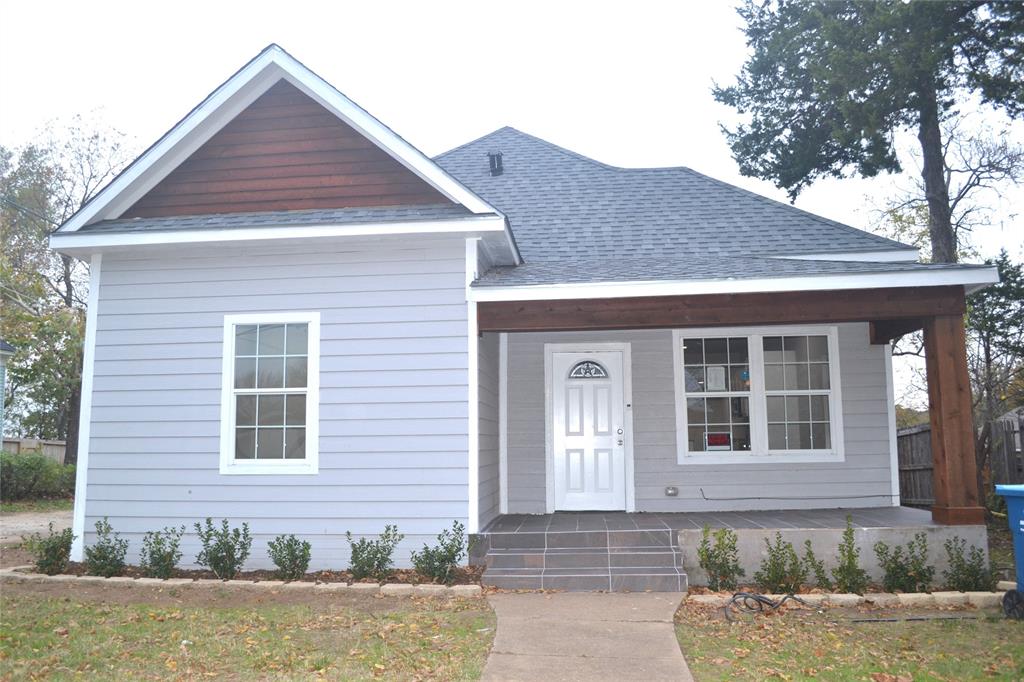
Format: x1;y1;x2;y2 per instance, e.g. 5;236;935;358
672;325;844;465
220;312;320;475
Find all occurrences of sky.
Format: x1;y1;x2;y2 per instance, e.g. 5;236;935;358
2;0;1021;405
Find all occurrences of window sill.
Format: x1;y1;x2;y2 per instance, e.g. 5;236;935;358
676;450;844;466
220;461;319;476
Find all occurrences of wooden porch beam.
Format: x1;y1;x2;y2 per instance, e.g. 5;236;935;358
869;318;925;345
477;286;966;333
923;314;985;525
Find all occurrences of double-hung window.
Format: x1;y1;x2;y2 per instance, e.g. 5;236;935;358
673;326;843;464
220;312;320;474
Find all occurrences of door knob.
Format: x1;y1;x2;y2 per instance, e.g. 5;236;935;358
617;428;623;434
617;439;624;446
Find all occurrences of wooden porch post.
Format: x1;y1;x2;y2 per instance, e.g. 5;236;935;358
923;314;985;524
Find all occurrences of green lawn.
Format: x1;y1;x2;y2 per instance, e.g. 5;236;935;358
676;604;1023;681
0;588;495;680
0;498;73;514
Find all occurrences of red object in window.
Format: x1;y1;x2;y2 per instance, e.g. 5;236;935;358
706;433;731;447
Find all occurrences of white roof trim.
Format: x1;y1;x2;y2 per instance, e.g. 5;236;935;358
50;215;508;255
468;266;1000;301
57;44;501;233
776;249;920;263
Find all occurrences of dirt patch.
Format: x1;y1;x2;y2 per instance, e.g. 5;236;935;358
0;543;34;569
50;562;485;585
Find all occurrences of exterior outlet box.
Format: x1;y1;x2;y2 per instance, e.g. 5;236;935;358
665;486;679;497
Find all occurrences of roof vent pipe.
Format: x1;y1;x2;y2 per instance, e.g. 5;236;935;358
488;152;503;176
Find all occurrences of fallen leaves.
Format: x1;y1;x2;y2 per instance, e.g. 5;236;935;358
675;604;1024;681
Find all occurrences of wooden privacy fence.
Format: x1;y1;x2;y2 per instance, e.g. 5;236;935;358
897;424;935;507
897;417;1024;507
1;438;67;464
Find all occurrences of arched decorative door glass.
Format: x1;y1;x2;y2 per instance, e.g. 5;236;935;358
568;360;608;379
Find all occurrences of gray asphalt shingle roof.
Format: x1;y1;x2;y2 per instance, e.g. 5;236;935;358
432;127;959;287
80;204;475;233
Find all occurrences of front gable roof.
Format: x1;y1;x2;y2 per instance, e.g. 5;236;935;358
57;44;500;233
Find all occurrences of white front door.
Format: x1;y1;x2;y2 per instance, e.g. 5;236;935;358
551;350;627;510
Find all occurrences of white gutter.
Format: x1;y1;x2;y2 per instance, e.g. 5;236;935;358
468;266;1000;301
50;215;509;255
777;249;920;263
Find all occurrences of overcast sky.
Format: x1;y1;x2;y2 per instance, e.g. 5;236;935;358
2;0;1021;405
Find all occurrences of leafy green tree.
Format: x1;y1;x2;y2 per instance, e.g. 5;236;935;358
714;1;1024;263
968;251;1024;493
0;116;129;459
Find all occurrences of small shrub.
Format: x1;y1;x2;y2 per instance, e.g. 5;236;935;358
942;536;997;592
0;451;76;501
140;526;185;579
267;534;312;581
754;532;806;594
346;525;404;582
698;526;744;592
194;518;252;579
411;521;466;585
84;518;129;577
22;523;75;575
873;532;934;593
831;516;869;594
801;540;832;590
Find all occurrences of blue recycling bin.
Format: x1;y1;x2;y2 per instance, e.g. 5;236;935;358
995;484;1024;619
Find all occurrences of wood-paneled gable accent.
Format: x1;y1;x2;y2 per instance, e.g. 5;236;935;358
476;286;966;333
122;80;452;218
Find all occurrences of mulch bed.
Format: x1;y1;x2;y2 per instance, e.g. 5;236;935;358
55;562;484;585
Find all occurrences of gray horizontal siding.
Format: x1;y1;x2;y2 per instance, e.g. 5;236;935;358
478;332;500;528
505;323;895;514
84;237;470;569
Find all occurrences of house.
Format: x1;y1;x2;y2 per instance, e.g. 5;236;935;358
50;45;999;591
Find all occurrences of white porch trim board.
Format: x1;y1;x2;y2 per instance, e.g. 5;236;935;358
498;333;509;515
70;254;102;561
885;344;901;505
466;238;480;533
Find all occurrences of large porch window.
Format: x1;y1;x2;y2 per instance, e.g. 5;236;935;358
673;325;843;464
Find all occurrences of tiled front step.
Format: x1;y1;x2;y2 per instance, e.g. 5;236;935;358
486;547;679;570
485;529;675;552
483;567;687;592
485;549;546;570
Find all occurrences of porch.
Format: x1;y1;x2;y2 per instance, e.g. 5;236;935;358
470;507;986;591
474;285;986;527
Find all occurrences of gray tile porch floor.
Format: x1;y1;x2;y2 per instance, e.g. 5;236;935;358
479;506;937;534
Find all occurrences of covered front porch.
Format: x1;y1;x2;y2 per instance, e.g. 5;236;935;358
469;284;988;590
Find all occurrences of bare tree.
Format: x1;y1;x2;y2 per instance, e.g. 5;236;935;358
1;114;131;460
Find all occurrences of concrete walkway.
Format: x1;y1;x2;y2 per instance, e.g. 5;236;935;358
482;592;693;681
